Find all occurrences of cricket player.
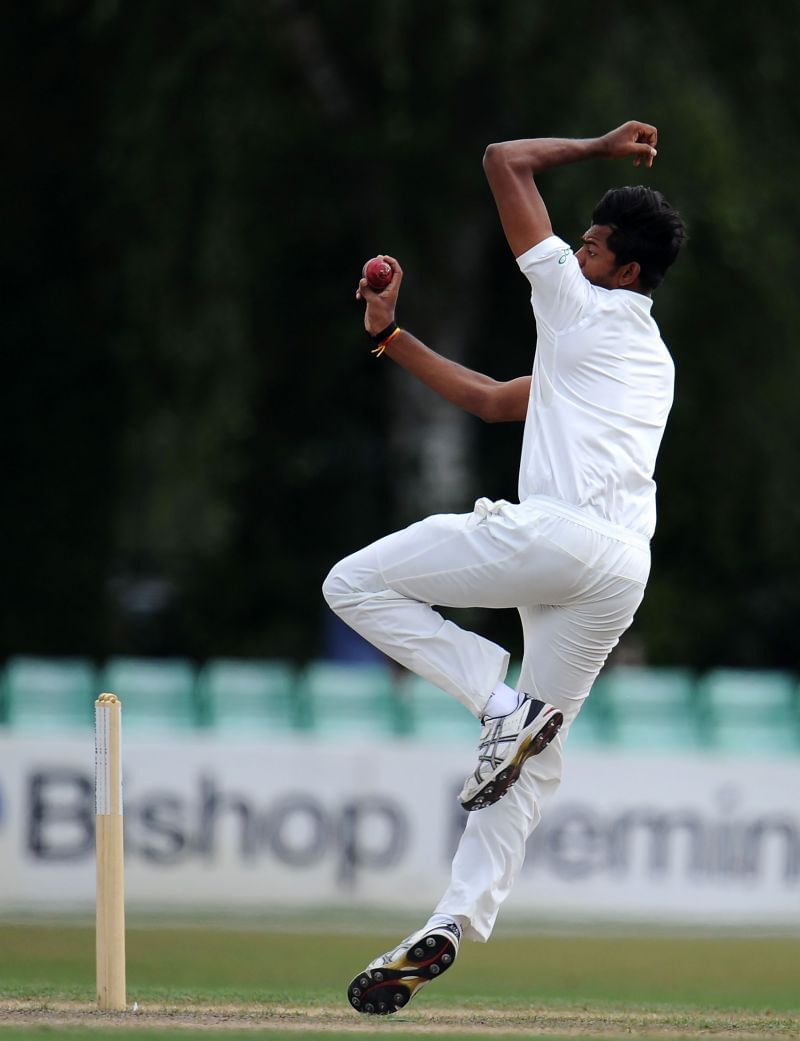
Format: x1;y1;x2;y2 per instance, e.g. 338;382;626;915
323;120;687;1015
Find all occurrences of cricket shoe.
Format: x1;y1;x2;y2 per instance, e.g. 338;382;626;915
346;921;460;1015
459;695;563;811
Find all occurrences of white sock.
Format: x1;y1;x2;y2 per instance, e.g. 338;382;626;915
483;681;522;719
425;912;466;936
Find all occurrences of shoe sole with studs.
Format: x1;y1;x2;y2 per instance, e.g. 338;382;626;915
347;930;457;1015
461;710;563;812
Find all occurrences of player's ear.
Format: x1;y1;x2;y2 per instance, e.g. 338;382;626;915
617;261;640;288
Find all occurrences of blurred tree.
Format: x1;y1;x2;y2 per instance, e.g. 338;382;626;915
1;1;122;655
3;0;799;668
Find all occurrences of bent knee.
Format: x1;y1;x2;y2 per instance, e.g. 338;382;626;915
321;555;374;610
322;545;387;614
321;561;351;611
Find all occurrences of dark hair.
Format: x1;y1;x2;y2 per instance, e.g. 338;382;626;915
591;186;686;291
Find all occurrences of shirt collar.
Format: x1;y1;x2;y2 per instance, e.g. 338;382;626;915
614;288;654;312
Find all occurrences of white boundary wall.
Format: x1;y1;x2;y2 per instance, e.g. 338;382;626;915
0;732;798;925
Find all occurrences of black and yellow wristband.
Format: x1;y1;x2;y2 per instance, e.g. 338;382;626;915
368;321;401;357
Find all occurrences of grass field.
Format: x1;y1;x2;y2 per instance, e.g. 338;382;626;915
1;920;798;1039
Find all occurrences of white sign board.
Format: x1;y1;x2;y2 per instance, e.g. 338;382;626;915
0;733;797;924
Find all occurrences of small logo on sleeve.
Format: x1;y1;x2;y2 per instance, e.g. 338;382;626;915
558;248;573;265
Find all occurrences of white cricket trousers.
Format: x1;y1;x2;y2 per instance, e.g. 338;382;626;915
322;494;650;941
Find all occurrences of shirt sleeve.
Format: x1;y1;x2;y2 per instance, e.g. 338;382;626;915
516;234;595;333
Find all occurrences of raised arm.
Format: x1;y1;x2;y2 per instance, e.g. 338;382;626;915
356;255;530;424
483;121;659;257
380;332;530;423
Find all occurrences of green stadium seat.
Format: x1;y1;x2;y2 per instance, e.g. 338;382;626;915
3;656;98;732
400;674;479;743
600;665;702;750
99;657;198;733
698;669;800;755
196;658;302;733
560;702;609;750
557;672;616;750
300;661;406;737
401;662;556;743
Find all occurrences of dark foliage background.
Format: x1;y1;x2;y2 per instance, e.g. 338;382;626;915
4;0;799;668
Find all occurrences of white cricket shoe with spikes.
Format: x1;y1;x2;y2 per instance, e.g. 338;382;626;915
459;695;563;811
346;921;461;1016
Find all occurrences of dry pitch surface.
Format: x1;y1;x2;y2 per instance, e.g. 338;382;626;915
2;999;799;1039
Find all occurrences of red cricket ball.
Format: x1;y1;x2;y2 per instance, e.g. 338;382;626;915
362;256;393;291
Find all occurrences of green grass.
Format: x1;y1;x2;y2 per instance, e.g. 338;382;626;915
2;922;799;1007
0;921;798;1038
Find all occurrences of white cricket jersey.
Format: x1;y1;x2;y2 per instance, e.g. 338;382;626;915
516;234;674;541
